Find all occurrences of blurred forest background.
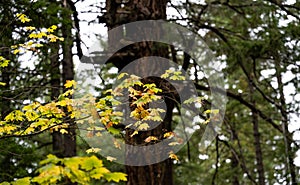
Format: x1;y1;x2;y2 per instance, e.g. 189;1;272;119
0;0;299;184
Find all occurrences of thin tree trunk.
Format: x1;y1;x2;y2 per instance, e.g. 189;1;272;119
61;0;76;157
274;52;297;185
50;42;63;157
0;5;13;119
230;122;240;185
52;0;76;158
249;67;265;185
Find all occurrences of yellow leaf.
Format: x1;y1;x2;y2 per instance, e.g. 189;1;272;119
106;156;116;162
5;110;24;122
34;43;43;47
169;152;179;161
60;129;68;134
4;112;15;121
36;32;46;39
29;33;38;38
86;147;101;154
25;127;35;134
0;82;6;86
47;28;54;33
51;25;58;30
114;140;121;149
204;109;219;114
130;130;138;137
144;136;158;143
13;49;20;55
63;89;74;96
137;123;149;130
164;132;175;138
67;105;73;112
16;13;31;23
64;80;76;88
25;110;39;121
117;72;128;79
47;34;58;42
0;60;9;68
25;26;35;31
57;100;67;106
3;124;18;134
11;177;31;185
168;142;180;146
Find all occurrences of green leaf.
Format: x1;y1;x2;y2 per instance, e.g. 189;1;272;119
103;172;127;182
90;167;110;179
0;182;10;185
40;154;61;165
81;155;103;171
203;109;219;114
138;123;149;130
117;72;128;79
107;127;121;135
11;177;31;185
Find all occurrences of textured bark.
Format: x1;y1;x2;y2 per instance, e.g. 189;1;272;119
105;0;173;184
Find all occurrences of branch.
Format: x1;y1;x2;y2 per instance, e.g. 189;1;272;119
194;83;283;133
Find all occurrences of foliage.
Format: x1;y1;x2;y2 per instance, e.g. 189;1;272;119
0;154;127;185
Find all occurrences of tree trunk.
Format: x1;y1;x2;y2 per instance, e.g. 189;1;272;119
274;51;297;185
105;0;173;184
61;0;76;157
51;0;76;158
230;123;240;185
249;66;265;185
0;4;13;119
50;42;64;157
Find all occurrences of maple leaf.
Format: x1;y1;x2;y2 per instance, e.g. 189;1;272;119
13;49;20;55
130;130;138;137
0;59;10;68
144;136;158;143
16;13;31;23
164;132;175;138
60;129;68;134
168;142;180;146
169;152;179;161
25;26;35;31
64;80;76;88
103;172;127;182
138;123;149;130
86;148;101;154
106;156;117;162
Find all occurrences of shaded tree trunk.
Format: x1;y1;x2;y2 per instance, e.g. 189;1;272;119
0;4;13;119
52;0;76;158
274;51;297;185
249;66;265;185
230;123;240;185
105;0;173;184
50;42;64;156
61;0;76;157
